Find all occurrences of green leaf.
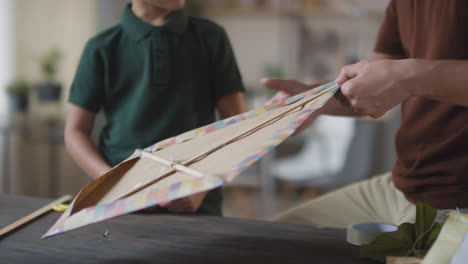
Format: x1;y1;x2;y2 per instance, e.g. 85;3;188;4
360;233;409;259
5;80;31;96
360;223;415;258
39;48;61;81
425;226;441;249
415;202;437;249
392;222;416;247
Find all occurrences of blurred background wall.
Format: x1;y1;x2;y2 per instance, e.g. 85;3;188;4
0;0;396;220
0;0;96;196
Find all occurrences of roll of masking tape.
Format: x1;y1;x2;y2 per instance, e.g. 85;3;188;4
346;223;397;246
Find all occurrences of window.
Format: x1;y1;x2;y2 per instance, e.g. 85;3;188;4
0;0;14;116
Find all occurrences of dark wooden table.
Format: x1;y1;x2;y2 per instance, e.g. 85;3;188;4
0;194;375;264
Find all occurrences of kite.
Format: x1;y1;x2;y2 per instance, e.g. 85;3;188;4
43;81;339;238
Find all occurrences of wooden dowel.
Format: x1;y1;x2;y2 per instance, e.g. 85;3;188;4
120;85;338;199
386;257;422;264
0;194;72;238
141;152;204;178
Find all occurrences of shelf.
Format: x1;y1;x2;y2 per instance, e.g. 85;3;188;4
201;7;384;20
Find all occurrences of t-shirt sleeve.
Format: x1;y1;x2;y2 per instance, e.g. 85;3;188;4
374;0;405;56
210;27;245;101
68;40;105;113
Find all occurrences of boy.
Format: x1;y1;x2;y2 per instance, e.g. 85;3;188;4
65;0;246;215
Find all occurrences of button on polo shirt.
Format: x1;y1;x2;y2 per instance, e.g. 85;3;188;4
152;29;169;86
68;5;244;215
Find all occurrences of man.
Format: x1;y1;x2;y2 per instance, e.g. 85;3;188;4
263;0;468;227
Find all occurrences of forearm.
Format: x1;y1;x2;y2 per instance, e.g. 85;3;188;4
65;130;111;180
405;59;468;106
217;91;247;119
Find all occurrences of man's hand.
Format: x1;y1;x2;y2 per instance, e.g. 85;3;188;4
261;78;312;105
336;59;413;118
159;191;208;213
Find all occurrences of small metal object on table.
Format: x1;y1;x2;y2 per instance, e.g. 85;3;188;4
0;194;376;264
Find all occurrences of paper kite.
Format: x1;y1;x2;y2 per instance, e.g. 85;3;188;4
43;81;340;238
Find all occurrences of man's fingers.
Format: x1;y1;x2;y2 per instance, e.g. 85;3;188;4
261;78;308;95
334;90;352;109
159;200;174;208
335;61;365;85
167;204;189;213
334;89;347;101
167;200;195;213
340;80;355;99
264;91;290;106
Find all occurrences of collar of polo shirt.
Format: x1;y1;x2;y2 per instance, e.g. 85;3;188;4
121;4;188;41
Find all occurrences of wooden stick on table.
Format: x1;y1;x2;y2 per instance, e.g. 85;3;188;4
0;194;72;238
386;257;422;264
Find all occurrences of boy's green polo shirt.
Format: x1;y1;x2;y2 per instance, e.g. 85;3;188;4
69;5;244;216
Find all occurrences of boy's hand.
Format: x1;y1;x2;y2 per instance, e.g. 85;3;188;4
159;191;208;213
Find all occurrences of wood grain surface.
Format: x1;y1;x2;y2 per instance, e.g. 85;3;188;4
0;194;376;264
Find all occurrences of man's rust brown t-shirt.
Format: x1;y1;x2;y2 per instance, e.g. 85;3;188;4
374;0;468;209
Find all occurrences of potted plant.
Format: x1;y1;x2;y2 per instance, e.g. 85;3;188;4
37;48;62;102
6;80;31;112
